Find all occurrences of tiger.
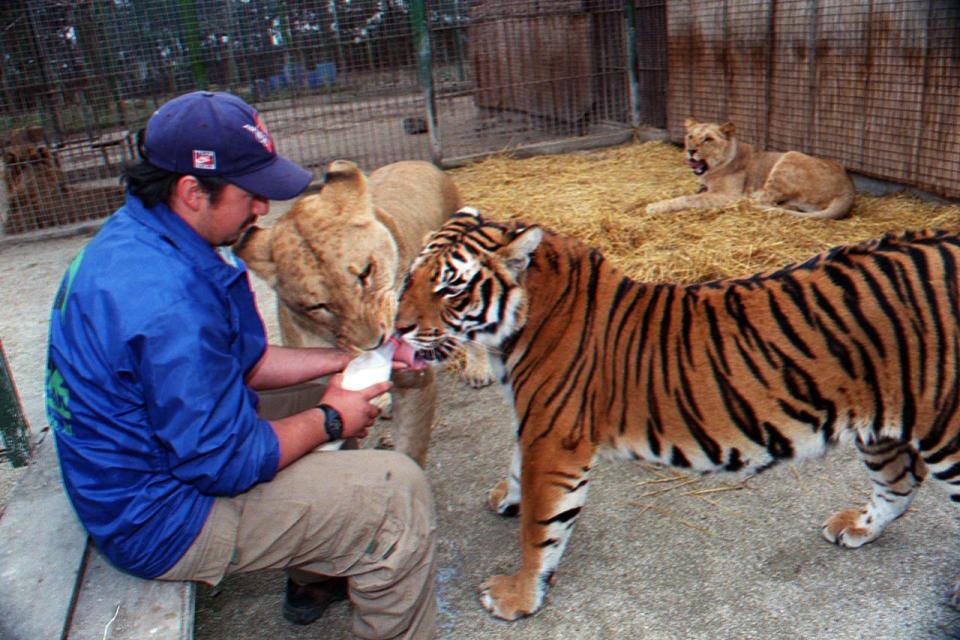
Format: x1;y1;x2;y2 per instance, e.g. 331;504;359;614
396;207;960;621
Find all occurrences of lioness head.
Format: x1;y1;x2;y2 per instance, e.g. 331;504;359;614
683;118;737;177
234;159;401;351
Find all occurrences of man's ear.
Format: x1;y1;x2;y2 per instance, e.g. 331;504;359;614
233;226;277;284
173;175;208;212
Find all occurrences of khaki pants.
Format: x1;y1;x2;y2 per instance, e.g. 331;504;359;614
158;383;438;640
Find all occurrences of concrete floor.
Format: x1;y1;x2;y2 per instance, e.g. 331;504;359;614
4;203;960;639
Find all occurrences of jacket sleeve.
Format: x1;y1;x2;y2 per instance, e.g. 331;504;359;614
131;294;279;496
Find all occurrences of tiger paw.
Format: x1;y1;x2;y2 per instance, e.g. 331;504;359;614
460;344;495;388
821;508;880;548
459;360;494;389
488;479;519;517
479;573;543;621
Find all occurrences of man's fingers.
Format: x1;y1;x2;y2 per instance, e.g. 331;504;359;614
362;381;392;399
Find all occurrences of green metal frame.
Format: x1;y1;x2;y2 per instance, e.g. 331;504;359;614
0;340;31;467
410;0;442;164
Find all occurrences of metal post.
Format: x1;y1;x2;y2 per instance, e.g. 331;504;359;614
0;340;31;468
805;0;818;155
179;0;208;88
625;0;641;129
410;0;442;164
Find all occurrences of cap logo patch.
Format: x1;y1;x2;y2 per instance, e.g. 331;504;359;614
243;113;275;153
193;150;217;170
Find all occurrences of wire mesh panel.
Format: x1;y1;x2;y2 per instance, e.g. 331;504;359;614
634;0;667;128
665;0;960;200
1;0;660;237
917;2;960;197
433;0;637;165
724;0;771;148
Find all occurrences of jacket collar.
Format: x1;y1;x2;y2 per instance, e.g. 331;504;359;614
122;194;246;281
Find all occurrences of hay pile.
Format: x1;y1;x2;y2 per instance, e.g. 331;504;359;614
449;141;960;284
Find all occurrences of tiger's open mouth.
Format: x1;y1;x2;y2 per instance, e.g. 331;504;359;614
687;158;708;176
412;339;458;363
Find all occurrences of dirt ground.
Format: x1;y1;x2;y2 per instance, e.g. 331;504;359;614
4;200;960;639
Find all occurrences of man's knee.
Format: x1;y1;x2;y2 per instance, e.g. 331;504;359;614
380;452;435;541
381;452;432;504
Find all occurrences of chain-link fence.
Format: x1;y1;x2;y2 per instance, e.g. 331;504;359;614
666;0;960;201
2;1;958;238
1;0;661;236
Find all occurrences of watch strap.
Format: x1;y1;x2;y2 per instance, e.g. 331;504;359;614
318;403;343;441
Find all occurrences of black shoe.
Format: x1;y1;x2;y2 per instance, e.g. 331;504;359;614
282;577;350;625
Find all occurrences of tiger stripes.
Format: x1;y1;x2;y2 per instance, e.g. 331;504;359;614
396;207;960;621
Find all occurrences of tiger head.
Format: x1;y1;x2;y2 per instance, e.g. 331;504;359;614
396;208;543;364
683;118;737;177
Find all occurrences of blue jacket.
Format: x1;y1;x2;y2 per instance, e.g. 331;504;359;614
45;194;280;579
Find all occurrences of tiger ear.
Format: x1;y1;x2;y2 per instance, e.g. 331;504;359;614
233;225;277;285
498;226;543;278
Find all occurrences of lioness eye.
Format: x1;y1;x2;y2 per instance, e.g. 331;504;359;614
304;302;328;312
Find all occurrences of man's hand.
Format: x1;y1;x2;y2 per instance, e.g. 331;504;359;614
321;373;392;440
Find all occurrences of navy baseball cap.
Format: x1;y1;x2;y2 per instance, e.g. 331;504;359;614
143;91;312;200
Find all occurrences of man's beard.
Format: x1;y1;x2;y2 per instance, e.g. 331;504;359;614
218;215;258;246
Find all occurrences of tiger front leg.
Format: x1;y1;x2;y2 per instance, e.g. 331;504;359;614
822;438;924;548
480;444;593;620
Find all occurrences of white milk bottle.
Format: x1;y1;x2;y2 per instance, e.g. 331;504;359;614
318;338;398;451
341;338;398;391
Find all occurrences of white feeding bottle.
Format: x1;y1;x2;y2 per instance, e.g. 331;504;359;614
341;337;399;391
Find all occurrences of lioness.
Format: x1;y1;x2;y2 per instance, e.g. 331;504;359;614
235;159;475;466
646;118;855;219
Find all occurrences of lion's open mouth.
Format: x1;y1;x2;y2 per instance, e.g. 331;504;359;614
688;158;708;176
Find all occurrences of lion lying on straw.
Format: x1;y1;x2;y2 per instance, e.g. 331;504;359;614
646;119;856;220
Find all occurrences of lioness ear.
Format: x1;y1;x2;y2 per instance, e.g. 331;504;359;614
323;159;362;183
233;226;277;284
498;226;543;278
313;158;373;224
684;118;698;129
720;121;736;137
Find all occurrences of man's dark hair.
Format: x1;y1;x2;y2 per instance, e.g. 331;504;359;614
122;128;230;208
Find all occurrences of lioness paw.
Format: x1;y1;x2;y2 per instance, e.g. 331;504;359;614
479;573;541;621
371;391;392;417
646;201;674;215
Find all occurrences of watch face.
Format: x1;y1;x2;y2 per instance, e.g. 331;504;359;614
323;405;343;441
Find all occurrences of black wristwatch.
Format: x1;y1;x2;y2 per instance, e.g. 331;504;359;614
317;403;343;441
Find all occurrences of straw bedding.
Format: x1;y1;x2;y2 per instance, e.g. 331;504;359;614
449;140;960;284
